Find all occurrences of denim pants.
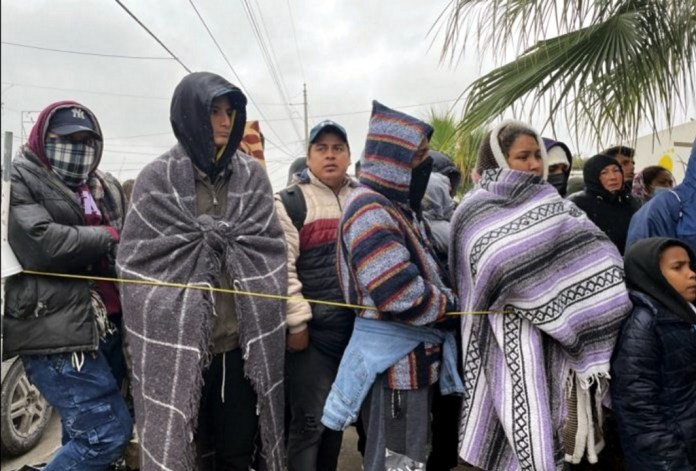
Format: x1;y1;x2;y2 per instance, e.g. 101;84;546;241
21;349;132;471
321;317;463;431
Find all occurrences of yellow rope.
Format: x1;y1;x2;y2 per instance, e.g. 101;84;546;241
21;270;507;315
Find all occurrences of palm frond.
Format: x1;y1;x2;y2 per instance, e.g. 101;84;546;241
441;0;696;146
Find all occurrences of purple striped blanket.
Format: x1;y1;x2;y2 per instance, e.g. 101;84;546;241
450;169;631;471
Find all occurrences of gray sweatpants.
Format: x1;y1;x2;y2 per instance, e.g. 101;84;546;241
361;373;433;471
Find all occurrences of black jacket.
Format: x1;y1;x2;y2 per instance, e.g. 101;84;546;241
610;290;696;470
5;103;123;356
569;154;640;254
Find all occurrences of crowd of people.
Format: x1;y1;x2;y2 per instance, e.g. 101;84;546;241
4;70;695;471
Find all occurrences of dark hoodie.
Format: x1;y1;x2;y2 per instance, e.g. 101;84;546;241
337;101;457;390
569;153;640;254
170;72;247;179
542;138;573;197
611;238;696;470
429;150;462;196
170;72;249;354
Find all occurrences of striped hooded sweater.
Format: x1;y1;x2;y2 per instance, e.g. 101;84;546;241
337;101;457;390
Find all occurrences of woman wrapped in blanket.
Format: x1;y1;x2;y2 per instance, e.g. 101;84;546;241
449;120;632;471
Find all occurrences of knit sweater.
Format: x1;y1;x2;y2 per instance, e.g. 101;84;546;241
337;101;457;390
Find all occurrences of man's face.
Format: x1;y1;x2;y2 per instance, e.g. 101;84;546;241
307;132;350;191
210;95;233;150
547;163;567;175
614;153;635;182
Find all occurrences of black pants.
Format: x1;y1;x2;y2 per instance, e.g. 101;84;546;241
197;349;258;471
427;387;462;470
286;344;343;471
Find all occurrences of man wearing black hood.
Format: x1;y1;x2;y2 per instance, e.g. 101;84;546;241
569;153;641;254
118;72;287;471
611;238;696;470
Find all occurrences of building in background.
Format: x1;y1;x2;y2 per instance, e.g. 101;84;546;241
633;120;695;184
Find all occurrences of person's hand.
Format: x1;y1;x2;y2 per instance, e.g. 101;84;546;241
286;329;309;352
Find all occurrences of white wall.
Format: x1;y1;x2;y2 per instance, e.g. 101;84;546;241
633;121;695;184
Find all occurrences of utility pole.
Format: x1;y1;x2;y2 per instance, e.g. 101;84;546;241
21;111;39;142
303;83;308;149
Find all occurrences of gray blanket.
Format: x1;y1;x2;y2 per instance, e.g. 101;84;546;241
117;144;287;471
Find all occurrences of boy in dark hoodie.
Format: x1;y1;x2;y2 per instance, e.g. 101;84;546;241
611;238;696;470
118;72;287;471
6;101;132;470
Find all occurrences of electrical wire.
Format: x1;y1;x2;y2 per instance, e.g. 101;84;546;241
186;0;294;156
0;81;169;100
240;0;303;142
114;0;191;73
1;41;174;60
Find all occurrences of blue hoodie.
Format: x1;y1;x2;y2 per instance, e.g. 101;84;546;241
627;139;696;253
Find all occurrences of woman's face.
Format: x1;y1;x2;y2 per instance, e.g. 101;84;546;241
660;246;696;302
598;164;623;192
505;135;543;177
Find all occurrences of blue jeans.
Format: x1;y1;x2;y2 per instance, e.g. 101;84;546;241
22;349;132;471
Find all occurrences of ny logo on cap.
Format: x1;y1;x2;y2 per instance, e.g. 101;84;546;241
71;108;86;120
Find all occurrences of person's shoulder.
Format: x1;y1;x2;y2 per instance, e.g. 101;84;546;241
567;190;589;203
342;187;394;220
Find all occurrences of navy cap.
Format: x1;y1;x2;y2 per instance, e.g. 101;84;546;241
308;120;348;146
48;107;99;137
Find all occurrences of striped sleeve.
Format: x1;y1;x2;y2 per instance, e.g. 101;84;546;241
342;195;448;325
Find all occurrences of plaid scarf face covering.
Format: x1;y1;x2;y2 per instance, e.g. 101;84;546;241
45;138;97;188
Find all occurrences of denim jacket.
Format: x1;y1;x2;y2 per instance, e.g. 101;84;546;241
321;317;464;431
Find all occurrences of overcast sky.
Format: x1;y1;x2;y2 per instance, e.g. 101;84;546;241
2;0;694;190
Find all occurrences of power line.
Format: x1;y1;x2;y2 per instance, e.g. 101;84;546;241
285;0;306;82
186;0;294;157
240;0;303;142
262;98;462;122
1;41;174;60
114;0;191;73
105;131;171;141
0;81;169;101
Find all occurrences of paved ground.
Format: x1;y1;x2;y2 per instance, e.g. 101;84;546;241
1;418;475;470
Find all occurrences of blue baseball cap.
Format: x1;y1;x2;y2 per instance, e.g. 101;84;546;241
308;120;348;147
48;107;99;137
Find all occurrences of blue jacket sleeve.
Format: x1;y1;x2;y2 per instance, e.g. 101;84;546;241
626;192;680;250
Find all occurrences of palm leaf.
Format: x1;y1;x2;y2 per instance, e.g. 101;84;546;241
437;0;696;146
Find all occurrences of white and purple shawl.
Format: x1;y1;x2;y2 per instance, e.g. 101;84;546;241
117;145;287;471
450;169;631;471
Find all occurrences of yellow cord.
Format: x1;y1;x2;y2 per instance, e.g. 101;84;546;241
21;270;506;315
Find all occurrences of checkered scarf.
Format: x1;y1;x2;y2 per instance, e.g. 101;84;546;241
45;138;97;188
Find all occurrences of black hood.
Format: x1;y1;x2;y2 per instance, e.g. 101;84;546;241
429;150;461;195
583;153;623;199
624;237;696;324
170;72;247;178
